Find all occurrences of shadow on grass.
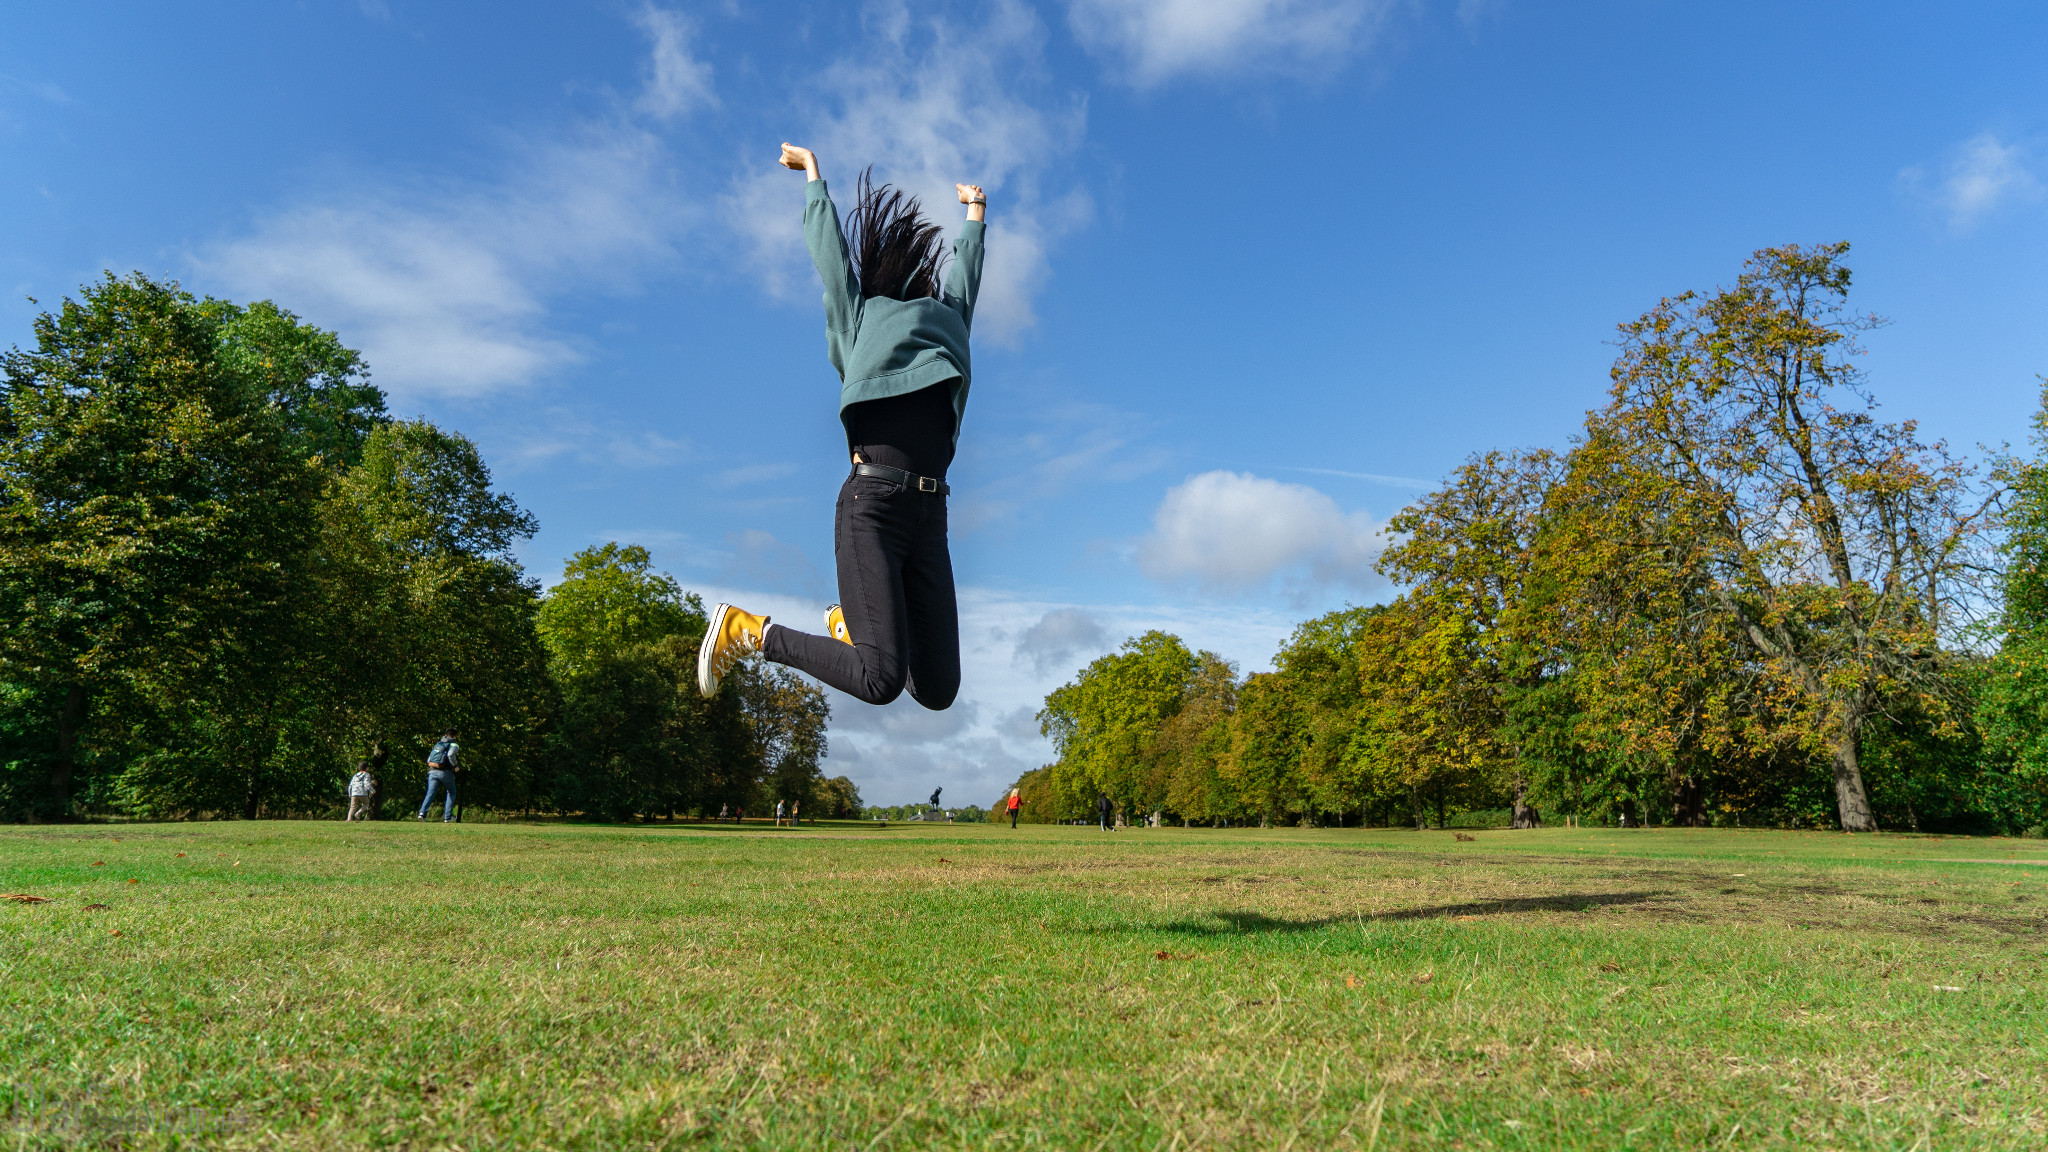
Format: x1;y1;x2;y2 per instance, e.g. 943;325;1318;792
1155;892;1663;937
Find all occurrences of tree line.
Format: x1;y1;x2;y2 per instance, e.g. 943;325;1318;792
0;274;859;822
1014;245;2048;835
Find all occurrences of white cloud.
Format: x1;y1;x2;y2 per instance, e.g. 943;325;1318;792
1901;132;2042;232
725;0;1088;345
1138;470;1384;597
633;5;715;121
1067;0;1396;85
196;17;711;401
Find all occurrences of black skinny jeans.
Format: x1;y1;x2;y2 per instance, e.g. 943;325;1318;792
762;469;960;709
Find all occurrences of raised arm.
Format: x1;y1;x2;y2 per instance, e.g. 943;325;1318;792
783;143;862;344
780;143;821;183
944;183;987;327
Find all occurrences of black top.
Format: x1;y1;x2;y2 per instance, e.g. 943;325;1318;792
841;380;958;480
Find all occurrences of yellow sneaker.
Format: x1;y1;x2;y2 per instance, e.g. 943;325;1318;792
697;603;770;696
824;603;852;645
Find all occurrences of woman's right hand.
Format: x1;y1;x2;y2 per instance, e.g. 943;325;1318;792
780;143;818;177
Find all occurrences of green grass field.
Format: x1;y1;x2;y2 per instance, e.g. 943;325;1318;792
5;819;2046;1150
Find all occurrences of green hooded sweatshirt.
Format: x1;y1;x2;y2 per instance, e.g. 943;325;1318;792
803;178;985;446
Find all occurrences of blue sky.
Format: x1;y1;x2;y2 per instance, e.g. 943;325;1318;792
5;1;2046;806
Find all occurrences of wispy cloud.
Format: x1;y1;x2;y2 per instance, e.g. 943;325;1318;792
954;399;1166;532
1284;465;1436;490
195;14;709;401
1900;132;2043;233
632;4;715;121
1067;0;1399;86
0;72;73;107
726;0;1088;345
497;408;691;472
1138;470;1385;599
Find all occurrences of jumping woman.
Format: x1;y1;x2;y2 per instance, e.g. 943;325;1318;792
697;144;985;711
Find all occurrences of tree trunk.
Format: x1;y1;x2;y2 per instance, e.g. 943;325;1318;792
47;683;87;820
1832;720;1878;832
367;740;390;820
1670;771;1704;827
1511;776;1541;829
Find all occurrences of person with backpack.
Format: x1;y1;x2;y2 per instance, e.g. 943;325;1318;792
345;762;376;822
418;729;460;822
1097;792;1113;832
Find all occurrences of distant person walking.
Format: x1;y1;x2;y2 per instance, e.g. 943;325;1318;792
1006;787;1020;829
1097;793;1112;832
792;799;801;826
775;799;788;827
345;762;375;822
417;729;460;822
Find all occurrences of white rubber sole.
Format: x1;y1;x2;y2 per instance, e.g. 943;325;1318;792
698;602;731;697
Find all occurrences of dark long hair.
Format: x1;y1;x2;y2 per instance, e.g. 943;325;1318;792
845;167;948;301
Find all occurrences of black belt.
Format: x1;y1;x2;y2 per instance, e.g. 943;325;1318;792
851;463;949;495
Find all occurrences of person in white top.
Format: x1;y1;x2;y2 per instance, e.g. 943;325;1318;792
345;763;375;822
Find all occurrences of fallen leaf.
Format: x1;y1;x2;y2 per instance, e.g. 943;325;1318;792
82;904;109;911
1155;950;1170;960
1;894;51;904
126;878;138;885
1601;962;1622;973
1345;974;1357;988
937;858;950;864
1415;971;1434;984
91;861;104;867
1454;832;1476;842
176;853;186;858
109;930;122;937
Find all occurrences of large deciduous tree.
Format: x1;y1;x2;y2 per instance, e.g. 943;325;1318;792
0;275;330;817
1596;243;1992;831
1375;449;1561;828
1039;632;1203;818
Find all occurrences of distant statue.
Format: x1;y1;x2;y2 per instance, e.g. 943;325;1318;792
928;787;943;810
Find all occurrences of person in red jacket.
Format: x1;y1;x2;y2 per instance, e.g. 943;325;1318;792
1006;787;1021;829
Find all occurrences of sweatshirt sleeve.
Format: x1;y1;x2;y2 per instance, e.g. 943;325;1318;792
943;218;985;331
803;180;862;375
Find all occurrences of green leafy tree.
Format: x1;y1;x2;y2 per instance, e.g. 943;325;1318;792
1977;383;2048;825
1039;631;1203;818
1596;243;1993;831
1375;450;1561;828
1150;653;1239;824
0;275;329;818
538;544;704;677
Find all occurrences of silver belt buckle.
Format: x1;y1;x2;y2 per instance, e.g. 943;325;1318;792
917;476;938;492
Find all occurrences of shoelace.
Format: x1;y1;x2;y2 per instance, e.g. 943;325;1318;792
711;622;762;677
